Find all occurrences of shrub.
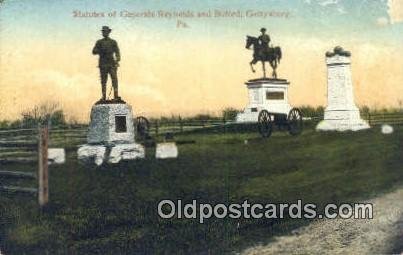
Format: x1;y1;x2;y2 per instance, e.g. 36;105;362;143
222;107;240;121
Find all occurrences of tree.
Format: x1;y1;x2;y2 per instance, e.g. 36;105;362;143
20;102;65;127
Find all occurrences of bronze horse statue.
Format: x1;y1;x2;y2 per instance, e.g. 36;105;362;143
245;36;282;79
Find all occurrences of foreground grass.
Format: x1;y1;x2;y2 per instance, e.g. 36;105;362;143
1;125;402;254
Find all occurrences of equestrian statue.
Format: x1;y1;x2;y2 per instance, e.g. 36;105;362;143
245;28;282;79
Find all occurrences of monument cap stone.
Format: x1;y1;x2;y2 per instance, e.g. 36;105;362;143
325;46;351;57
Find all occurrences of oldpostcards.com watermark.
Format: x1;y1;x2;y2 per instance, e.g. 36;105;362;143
157;200;373;224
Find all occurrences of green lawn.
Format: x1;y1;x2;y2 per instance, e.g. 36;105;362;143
1;124;402;254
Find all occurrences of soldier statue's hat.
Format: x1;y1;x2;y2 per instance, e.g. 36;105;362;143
260;27;267;32
101;26;112;32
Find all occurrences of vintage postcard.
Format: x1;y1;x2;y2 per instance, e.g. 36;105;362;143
0;0;402;254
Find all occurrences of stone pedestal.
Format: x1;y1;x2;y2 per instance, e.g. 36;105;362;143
236;78;291;122
77;101;145;165
316;47;370;131
87;103;135;144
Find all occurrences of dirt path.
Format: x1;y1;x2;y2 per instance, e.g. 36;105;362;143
242;187;403;255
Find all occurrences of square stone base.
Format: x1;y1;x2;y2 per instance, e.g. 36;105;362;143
87;103;135;144
236;78;291;123
77;143;145;165
236;105;292;123
155;142;178;159
236;111;259;123
316;109;370;131
108;143;145;163
48;148;66;165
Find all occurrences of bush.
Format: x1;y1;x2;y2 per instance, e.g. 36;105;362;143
50;110;66;126
193;114;212;121
222;107;240;121
0;120;10;129
299;106;324;118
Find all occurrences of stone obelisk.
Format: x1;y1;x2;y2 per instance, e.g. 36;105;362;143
316;46;370;131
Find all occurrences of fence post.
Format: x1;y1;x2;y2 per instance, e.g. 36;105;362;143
368;112;371;126
155;120;159;136
179;116;183;133
223;117;226;133
38;124;49;208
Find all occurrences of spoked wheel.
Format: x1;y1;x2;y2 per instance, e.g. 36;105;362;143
258;110;273;138
135;116;150;139
287;108;303;135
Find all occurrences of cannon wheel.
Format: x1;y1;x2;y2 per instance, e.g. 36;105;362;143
287;108;303;135
136;116;150;139
258;110;273;138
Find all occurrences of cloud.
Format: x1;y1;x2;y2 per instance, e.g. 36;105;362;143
337;6;346;14
304;0;345;14
125;84;166;104
388;0;403;24
318;0;339;7
33;70;92;89
31;70;95;100
302;0;339;7
376;17;389;27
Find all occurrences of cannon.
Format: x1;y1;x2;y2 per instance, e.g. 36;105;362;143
258;108;302;138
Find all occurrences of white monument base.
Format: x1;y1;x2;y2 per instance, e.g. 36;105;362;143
48;148;66;165
155;142;178;159
108;143;145;163
77;101;145;165
316;114;370;131
236;78;291;123
236;111;259;123
77;144;107;166
77;143;145;165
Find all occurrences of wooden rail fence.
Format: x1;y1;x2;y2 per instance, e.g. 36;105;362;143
364;112;403;126
0;125;49;208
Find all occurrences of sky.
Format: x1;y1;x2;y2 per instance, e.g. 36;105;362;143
0;0;402;122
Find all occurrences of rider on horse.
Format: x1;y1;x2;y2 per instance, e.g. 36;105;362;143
258;28;271;55
246;28;281;78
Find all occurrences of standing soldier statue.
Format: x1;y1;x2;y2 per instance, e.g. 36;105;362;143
92;26;121;102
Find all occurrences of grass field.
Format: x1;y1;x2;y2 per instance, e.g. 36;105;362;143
1;123;402;254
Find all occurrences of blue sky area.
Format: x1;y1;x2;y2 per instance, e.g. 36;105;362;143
1;0;402;45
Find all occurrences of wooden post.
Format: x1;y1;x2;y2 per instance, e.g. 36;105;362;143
223;117;226;133
179;116;183;133
38;125;49;207
155;120;159;136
